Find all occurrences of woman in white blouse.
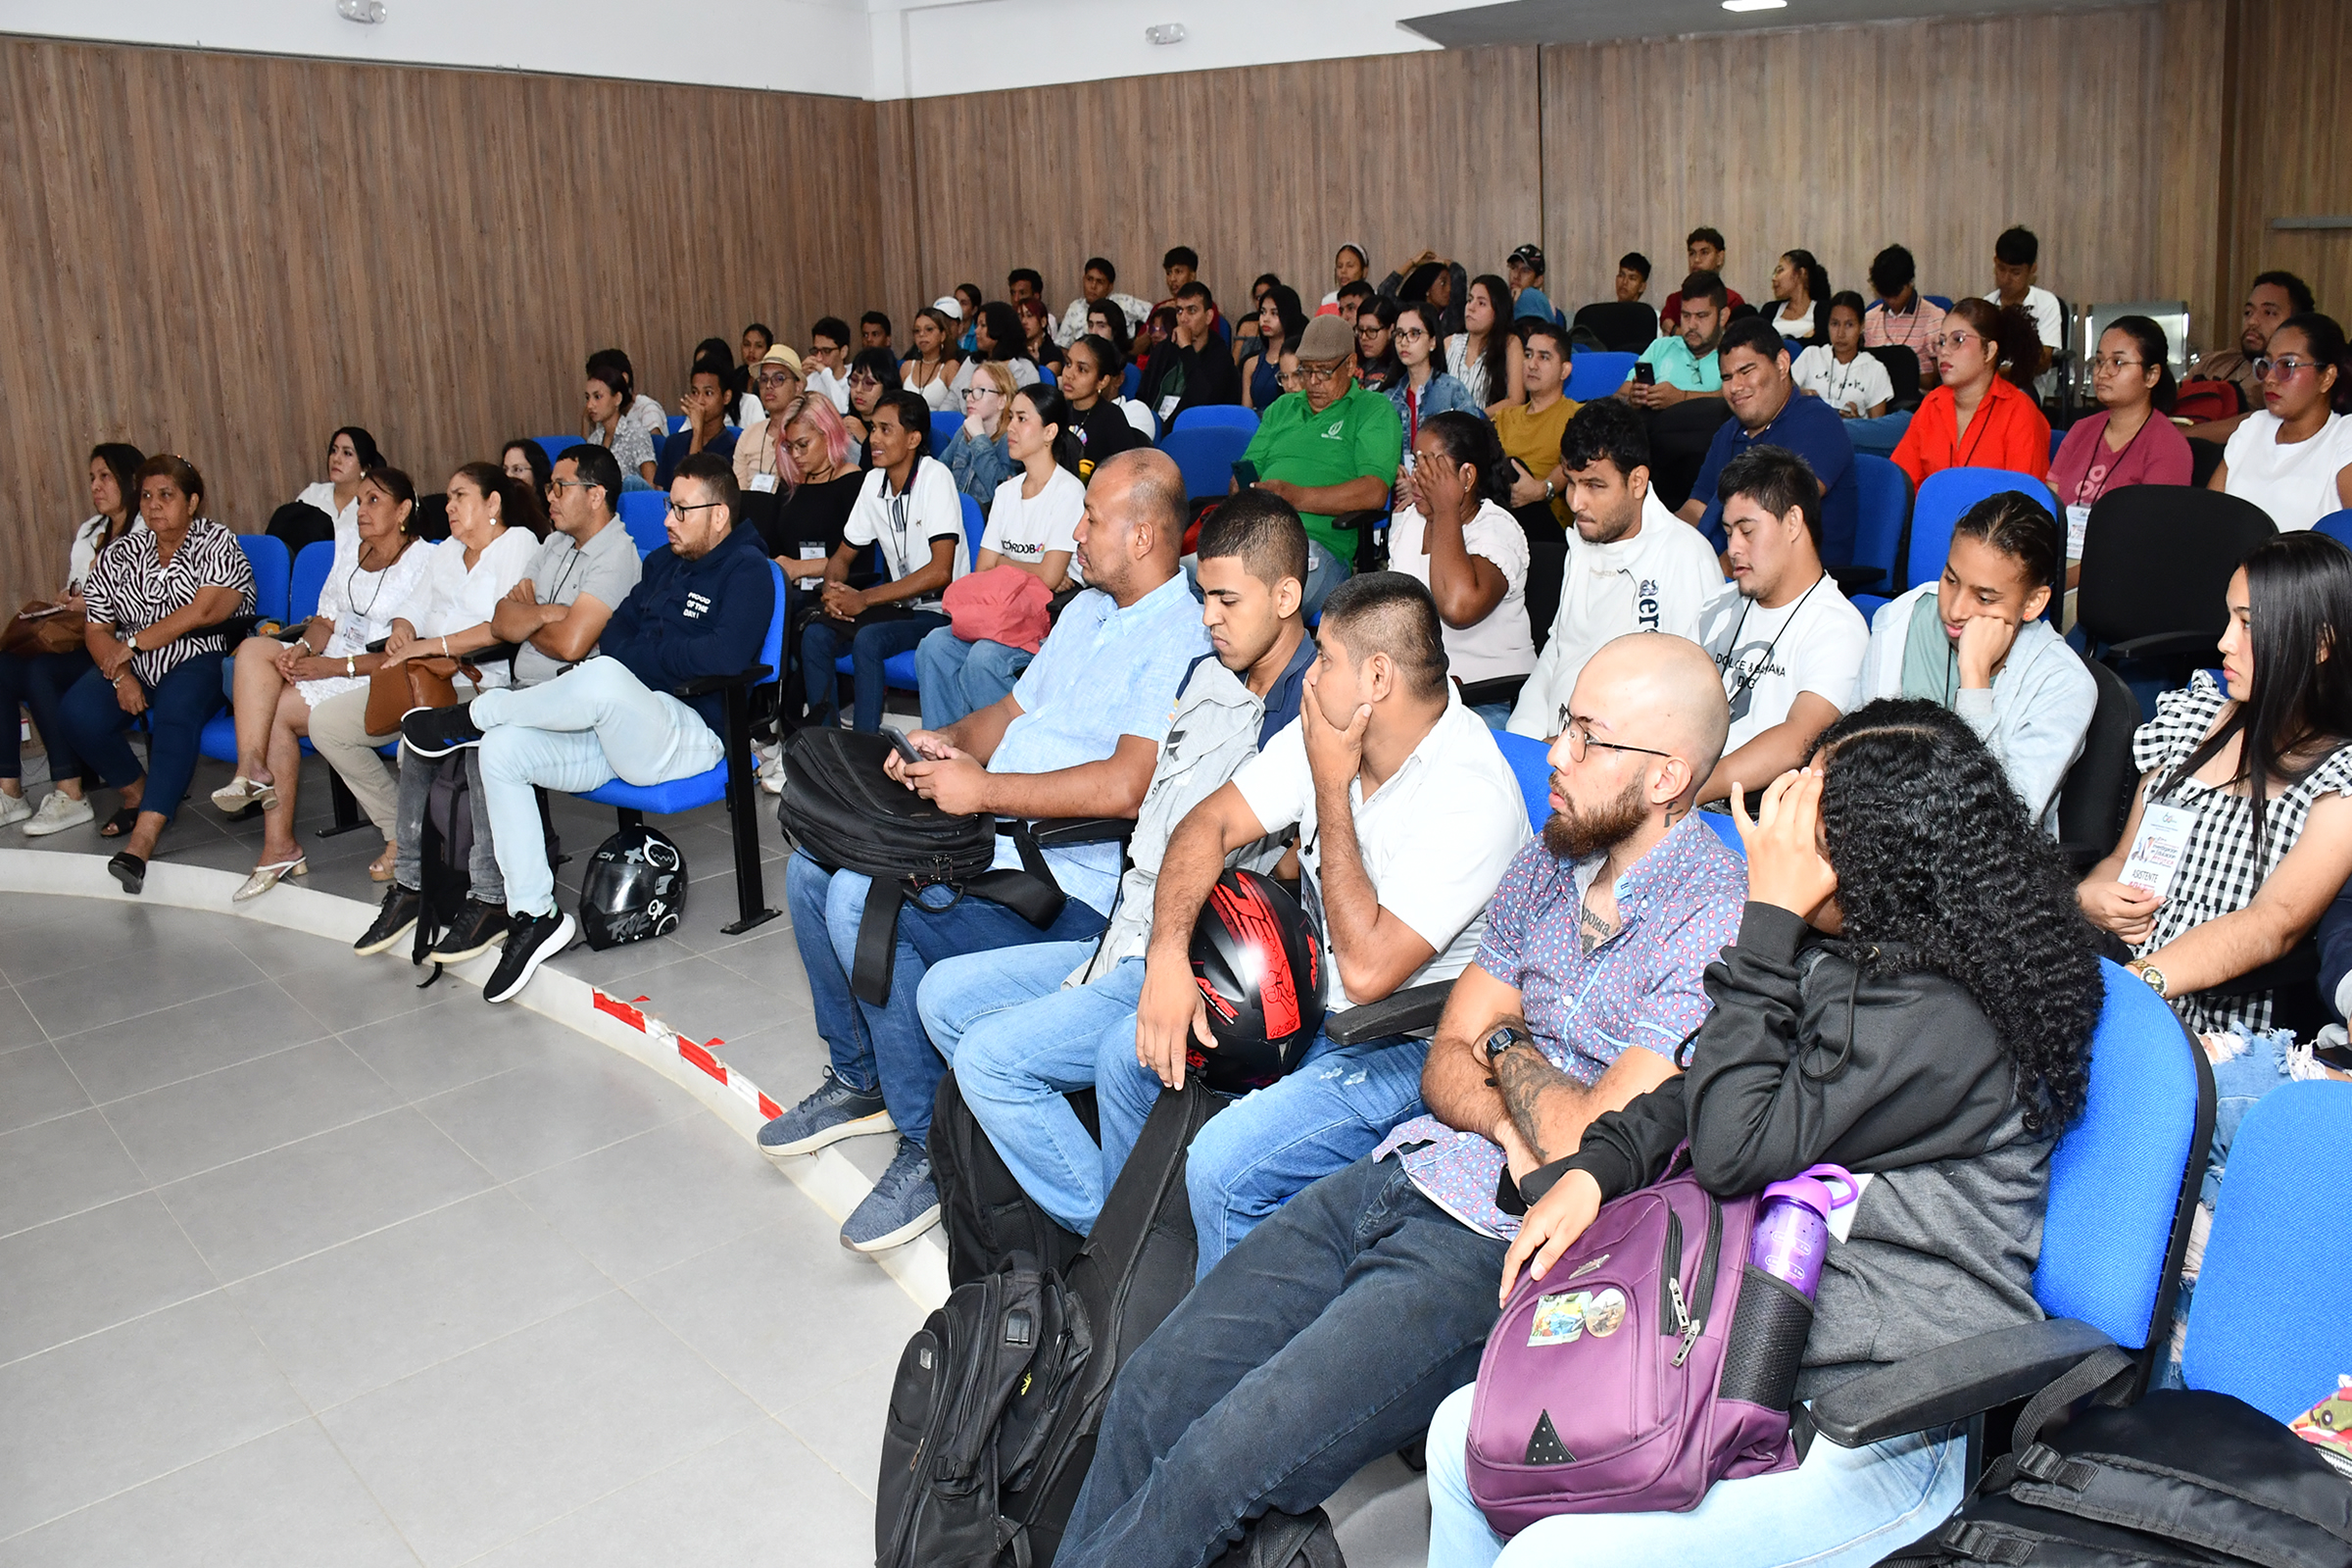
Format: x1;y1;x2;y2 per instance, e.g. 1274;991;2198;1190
1387;411;1538;727
2211;311;2352;531
584;354;660;490
292;426;382;548
214;466;440;898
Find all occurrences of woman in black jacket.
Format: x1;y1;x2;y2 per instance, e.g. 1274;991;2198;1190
1424;699;2103;1567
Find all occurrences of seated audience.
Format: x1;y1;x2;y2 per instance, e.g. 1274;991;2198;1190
1353;296;1402;393
915;384;1086;727
1386;300;1483;451
1155;246;1226;340
1085;299;1136;373
64;455;255;892
1856;491;2091;829
1054;255;1150;346
1053;632;1743;1568
760;450;1207;1252
216;465;437;896
1862;243;1947;385
654;360;738;489
950;302;1042;396
501;437;552;498
1507;400;1724;740
954;283;983;354
588;347;668;457
1978;224;2063;388
1334;277;1376;326
1889;298;2052;489
730;322;772;421
800;392;970;733
2211;311;2352;531
1384;251;1469;338
404;466;540;676
1621;271;1734;514
943;361;1018;505
2;442;143;838
843;347;902;448
2050;315;2194;580
752;397;864;749
291;426;381;547
1446;273;1524;411
1791;291;1895;418
731;344;807;493
1389;413;1539;724
859;310;893;352
1325;242;1370;307
1683;316;1859;563
1693;446;1869;804
1616;250;1651;303
2081;532;2352;1032
353;445;641;963
914;494;1320;1237
1236;313;1404;615
1504;242;1560;326
903;306;965;413
1424;703;2099;1568
2190;271;2315;440
1236;273;1280;362
1491;320;1582;541
1046;333;1146;474
1018;297;1063;373
1140;281;1242;421
1768;248;1830;343
583;355;658;490
1658;226;1745;334
396;452;772;1002
1243;284;1308;412
806;316;856;413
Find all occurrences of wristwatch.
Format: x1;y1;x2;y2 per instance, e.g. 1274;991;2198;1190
1543;479;1556;502
346;655;357;676
1482;1023;1533;1066
2126;959;2169;999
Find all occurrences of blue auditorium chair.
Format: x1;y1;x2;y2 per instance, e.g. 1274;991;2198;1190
616;491;670;557
1172;405;1259;437
1905;468;2059;593
1564;350;1637;402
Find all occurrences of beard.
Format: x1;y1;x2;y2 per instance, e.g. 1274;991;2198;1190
1543;774;1649;862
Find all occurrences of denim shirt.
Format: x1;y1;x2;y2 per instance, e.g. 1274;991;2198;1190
944;428;1014;505
1386;372;1483;445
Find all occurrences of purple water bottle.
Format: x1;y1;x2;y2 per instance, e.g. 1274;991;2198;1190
1748;1164;1858;1299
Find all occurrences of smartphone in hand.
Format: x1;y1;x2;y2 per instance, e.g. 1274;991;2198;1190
1633;363;1656;386
886;730;923;766
1232;459;1259;488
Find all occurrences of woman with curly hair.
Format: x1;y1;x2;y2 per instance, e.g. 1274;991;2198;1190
1426;699;2102;1567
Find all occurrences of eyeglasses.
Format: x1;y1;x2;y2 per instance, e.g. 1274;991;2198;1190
1394;327;1430;344
2086;355;2148;373
665;499;728;520
1928;331;1980;353
1298;361;1348;385
548;477;597;494
1559;715;1674;762
757;371;798;388
2255;356;2316;381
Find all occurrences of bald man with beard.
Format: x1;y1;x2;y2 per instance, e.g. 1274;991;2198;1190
1054;633;1750;1568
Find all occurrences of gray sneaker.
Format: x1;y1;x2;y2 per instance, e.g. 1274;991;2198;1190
841;1137;940;1253
758;1067;893;1163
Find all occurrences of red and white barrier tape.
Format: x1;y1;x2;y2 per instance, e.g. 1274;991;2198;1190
591;987;785;1122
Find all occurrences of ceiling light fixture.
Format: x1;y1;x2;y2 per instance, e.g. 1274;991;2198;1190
336;0;387;22
1145;23;1187;44
1721;0;1788;11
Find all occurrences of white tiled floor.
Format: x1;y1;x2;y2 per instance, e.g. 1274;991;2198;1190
0;744;1428;1566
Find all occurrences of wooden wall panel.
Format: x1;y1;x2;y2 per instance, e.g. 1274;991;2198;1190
2222;0;2352;336
1540;5;2224;343
890;46;1544;333
0;37;883;608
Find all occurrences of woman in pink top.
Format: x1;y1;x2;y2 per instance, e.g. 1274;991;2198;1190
2050;316;2195;585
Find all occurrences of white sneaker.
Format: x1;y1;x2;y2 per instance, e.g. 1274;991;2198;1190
758;754;787;796
0;793;29;829
21;792;93;837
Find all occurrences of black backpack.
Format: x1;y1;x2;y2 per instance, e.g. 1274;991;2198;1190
877;1080;1223;1568
410;755;479;978
932;1072;1096;1290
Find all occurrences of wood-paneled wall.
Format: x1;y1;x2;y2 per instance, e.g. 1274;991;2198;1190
0;36;881;606
2221;0;2352;336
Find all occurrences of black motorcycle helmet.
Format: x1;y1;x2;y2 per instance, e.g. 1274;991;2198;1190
579;824;688;950
1188;868;1327;1094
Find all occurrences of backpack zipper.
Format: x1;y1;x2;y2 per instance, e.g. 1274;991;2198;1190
1673;1197;1724;1369
1658;1208;1687;1339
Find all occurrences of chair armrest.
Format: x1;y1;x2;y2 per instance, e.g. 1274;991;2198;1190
2104;631;2217;662
1808;1317;2119;1448
472;641;522;668
1325;980;1455;1047
675;663;772;698
1830;565;1886;595
1328;509;1387;532
1012;816;1136;850
1457;676;1528;710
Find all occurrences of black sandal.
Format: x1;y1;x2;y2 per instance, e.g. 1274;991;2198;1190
108;851;146;895
99;807;140;838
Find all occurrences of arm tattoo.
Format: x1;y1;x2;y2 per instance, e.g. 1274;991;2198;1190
1493;1043;1577;1163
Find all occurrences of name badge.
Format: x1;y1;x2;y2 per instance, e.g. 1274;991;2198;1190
2065;503;2091;561
2120;802;2198;900
1157;394;1182;420
750;472;778;493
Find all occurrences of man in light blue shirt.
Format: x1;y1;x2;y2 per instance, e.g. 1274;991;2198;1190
1621;270;1733;512
760;450;1210;1254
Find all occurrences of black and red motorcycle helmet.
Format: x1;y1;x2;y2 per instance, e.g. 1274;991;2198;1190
1188;868;1327;1094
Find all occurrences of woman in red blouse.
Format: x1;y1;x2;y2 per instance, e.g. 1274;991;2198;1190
1891;298;2052;489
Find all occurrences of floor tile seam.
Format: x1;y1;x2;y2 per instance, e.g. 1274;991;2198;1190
4;976;54;1041
415;1094;706;1188
0;1412;320;1546
57;1023;345;1111
102;1088;419;1193
19;968;278;1039
0;1280;228;1374
300;1284;650;1422
201;1181;516;1297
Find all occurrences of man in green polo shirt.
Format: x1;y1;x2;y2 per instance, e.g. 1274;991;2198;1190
1617;270;1732;512
1236;313;1402;616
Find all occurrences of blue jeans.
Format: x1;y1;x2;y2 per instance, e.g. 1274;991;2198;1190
1844;410;1914;458
1425;1384;1966;1567
0;647;94;781
914;627;1031;731
1058;1156;1507;1568
800;610;949;733
59;652;225;825
1300;539;1349;621
786;853;1106;1146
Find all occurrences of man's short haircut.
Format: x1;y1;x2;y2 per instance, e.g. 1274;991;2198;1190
1084;256;1116;282
811;315;852;347
881;389;934;452
1520;319;1573;359
1994;225;2038;267
1197;489;1309;592
860;310;893;335
1008;267;1045;294
1318;571;1448;701
1718;315;1790;366
1175;279;1214;307
2254;270;2317;317
1717;444;1823;550
1679;270;1729;311
1869;245;1917;296
673;450;742;526
1163;245;1200;271
1336;279;1375;306
559;443;623;513
1619;252;1652;281
689;350;732;382
1560;397;1650;476
1106;451;1187;545
1688;226;1727;253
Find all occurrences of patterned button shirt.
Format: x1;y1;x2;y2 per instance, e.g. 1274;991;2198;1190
81;516;256;685
1374;814;1747;1238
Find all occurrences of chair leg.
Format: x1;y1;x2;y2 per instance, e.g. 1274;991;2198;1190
534;785;566;868
717;678;779;934
316;767;371;838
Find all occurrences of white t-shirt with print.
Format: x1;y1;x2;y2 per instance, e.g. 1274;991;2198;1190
1506;492;1725;739
2224;411;2352;533
1791;346;1895;418
982;466;1085;575
845;457;970;611
1386;497;1538;685
1696;577;1870;752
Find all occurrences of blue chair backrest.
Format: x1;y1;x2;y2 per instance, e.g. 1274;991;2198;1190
960;492;986;566
2033;957;2209;1353
1566;351;1638;402
616;491;669;557
1906;468;2058;592
289;540;335;622
666;414;688;436
1849;455;1912;587
1699;810;1745;858
1924;294;1955;312
533;435;574;466
1492;730;1553;833
756;560;788;680
2315;509;2352;550
1122;364;1142;401
1038;364;1057;388
930;409;964;457
236;534;291;625
1173;405;1259;436
1158;425;1255;503
2181;1079;2352;1421
2048;427;2066;464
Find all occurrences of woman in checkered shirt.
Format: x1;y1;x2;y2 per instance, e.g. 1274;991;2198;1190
2079;532;2352;1032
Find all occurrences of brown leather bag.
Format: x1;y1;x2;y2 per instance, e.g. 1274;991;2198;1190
364;656;476;736
1;601;87;658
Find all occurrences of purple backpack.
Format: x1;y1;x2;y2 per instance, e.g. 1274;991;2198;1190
1465;1156;1810;1532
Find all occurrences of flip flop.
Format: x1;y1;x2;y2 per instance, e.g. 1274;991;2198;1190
108;851;146;895
99;807;140;838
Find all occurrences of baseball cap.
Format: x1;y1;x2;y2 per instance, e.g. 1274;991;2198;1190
1508;243;1545;273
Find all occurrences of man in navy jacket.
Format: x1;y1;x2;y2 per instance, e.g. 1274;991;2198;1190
1682;316;1861;568
401;452;775;1003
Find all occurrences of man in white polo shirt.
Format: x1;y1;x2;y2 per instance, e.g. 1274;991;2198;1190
1109;571;1531;1275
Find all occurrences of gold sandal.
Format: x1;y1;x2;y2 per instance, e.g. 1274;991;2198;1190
232;857;308;903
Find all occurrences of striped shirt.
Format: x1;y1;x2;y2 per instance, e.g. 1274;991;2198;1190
81;516;256;684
